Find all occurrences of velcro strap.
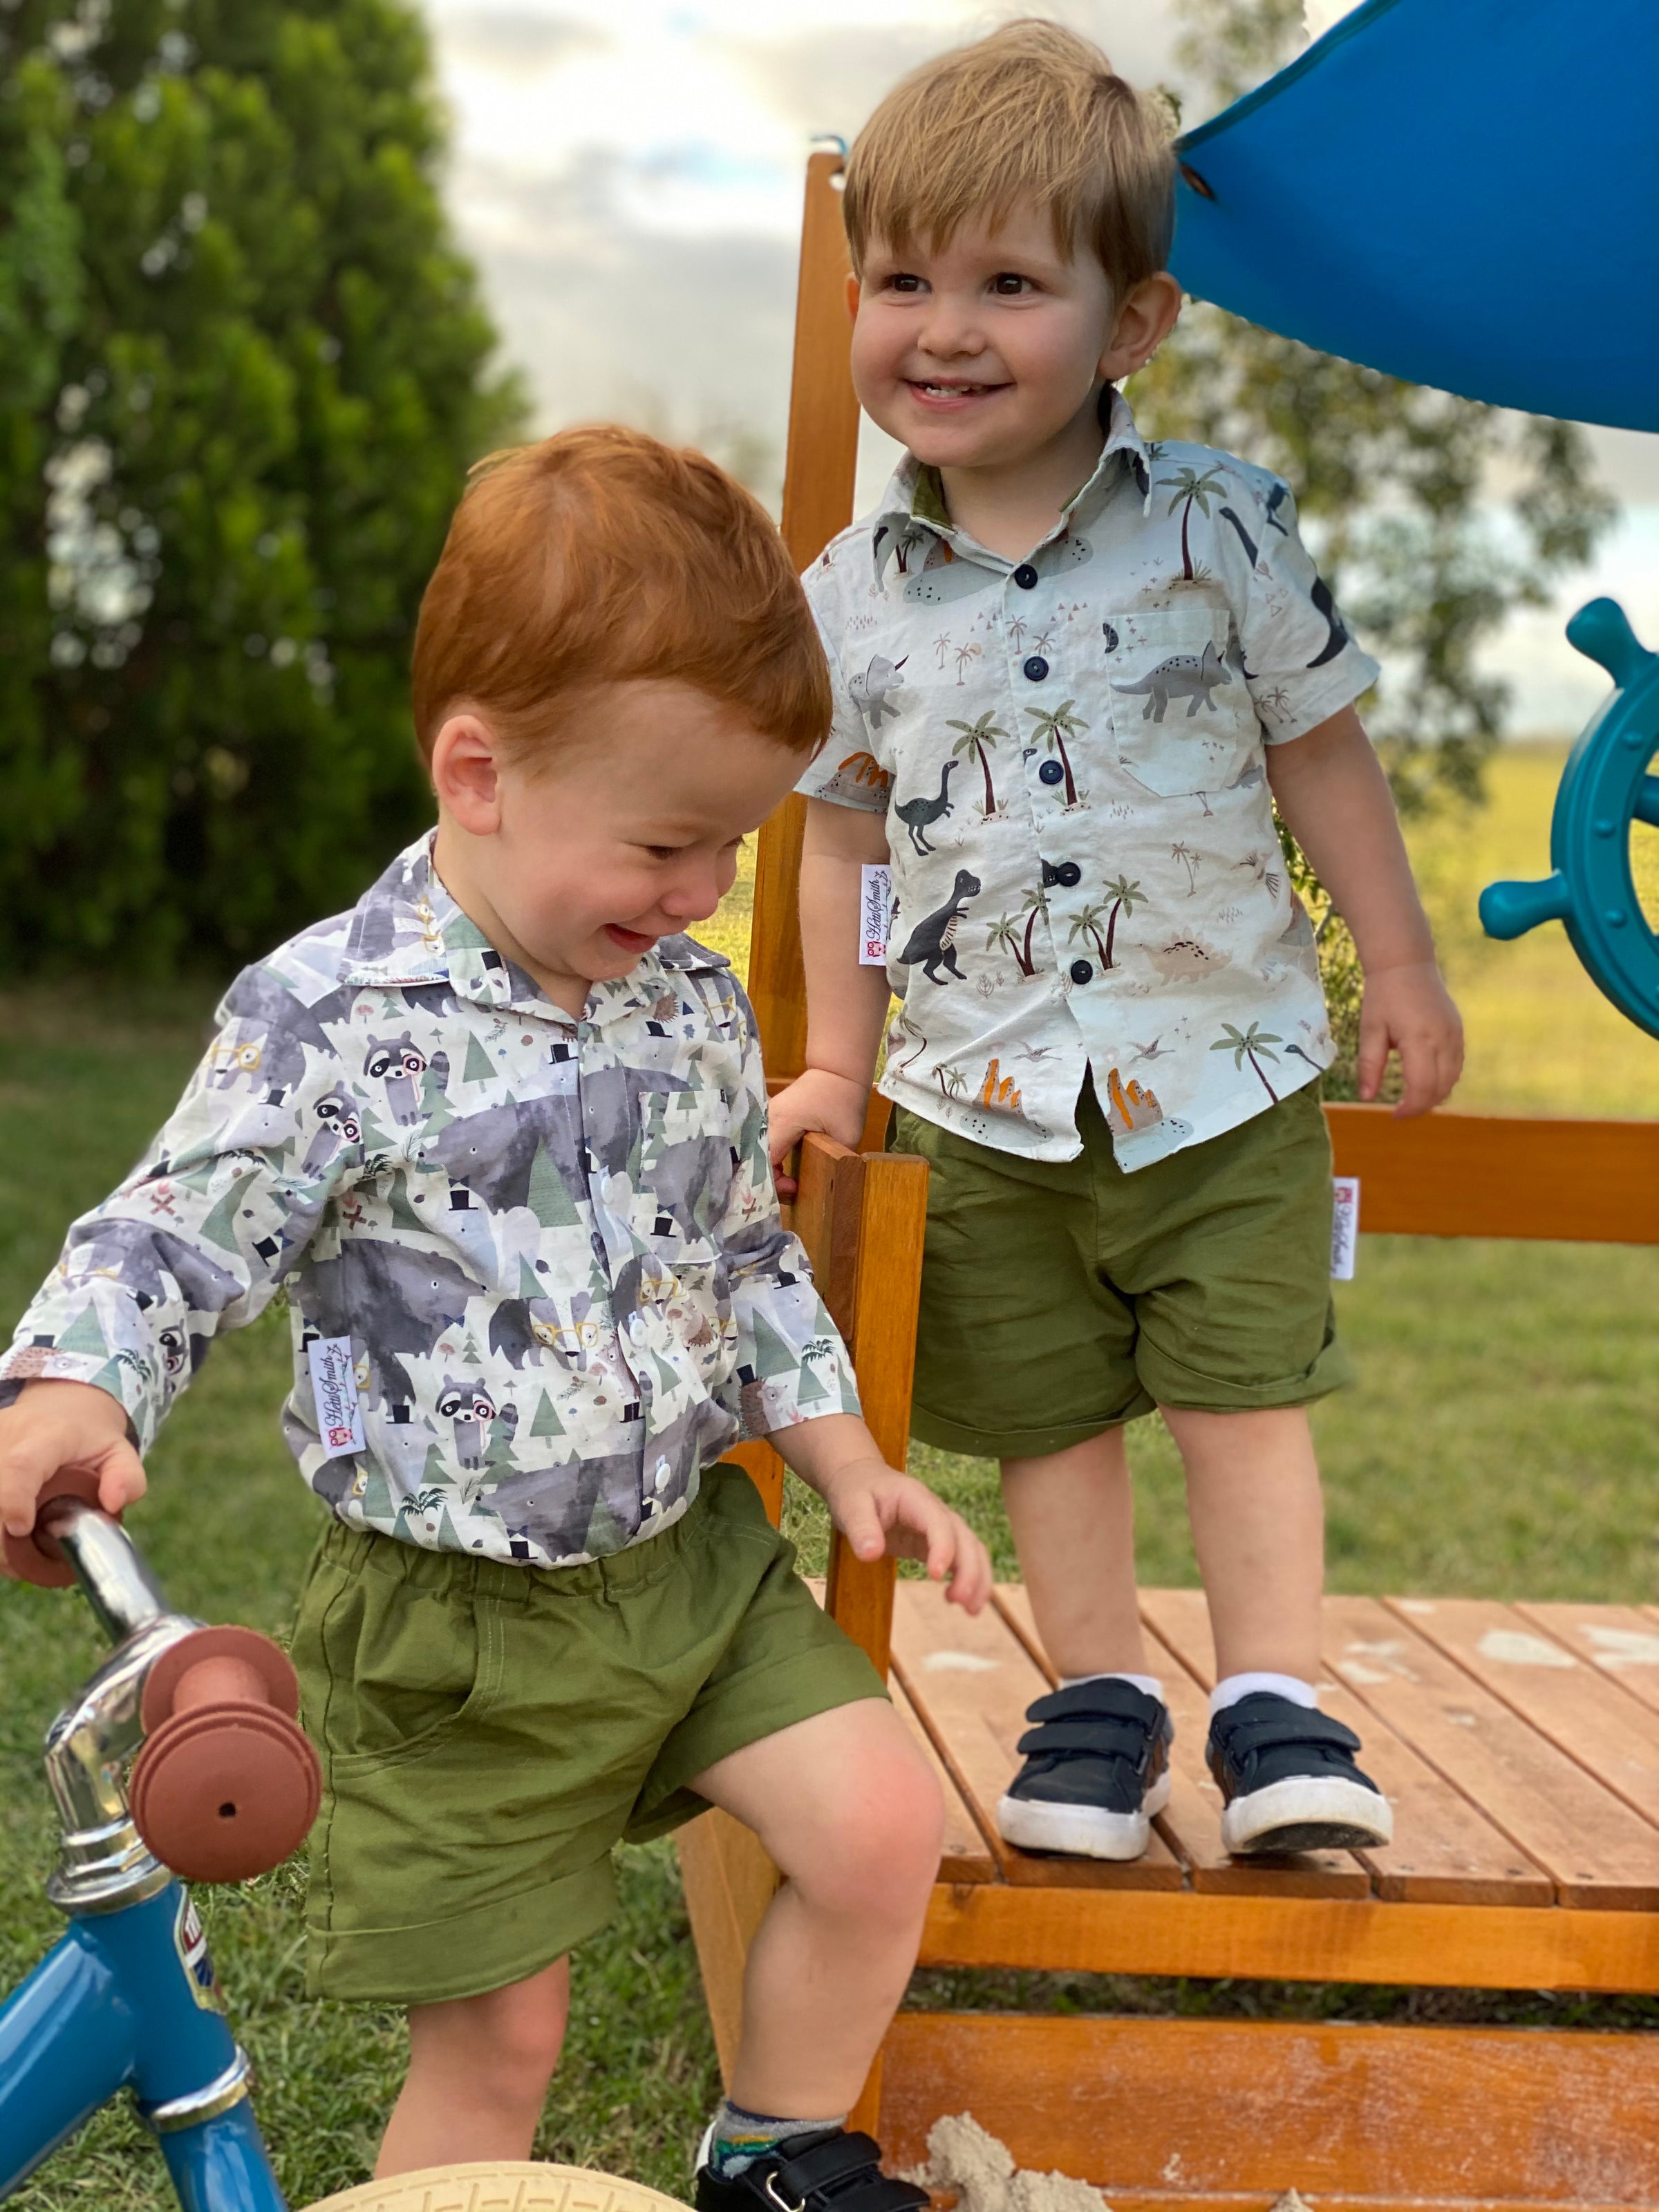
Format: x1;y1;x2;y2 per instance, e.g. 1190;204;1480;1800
1218;1708;1360;1759
1025;1680;1162;1728
771;2135;927;2212
1016;1717;1151;1761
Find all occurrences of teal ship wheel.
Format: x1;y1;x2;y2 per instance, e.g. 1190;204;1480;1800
1479;599;1659;1039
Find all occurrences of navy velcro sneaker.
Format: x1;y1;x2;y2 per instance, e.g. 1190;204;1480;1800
1206;1692;1393;1855
995;1677;1173;1860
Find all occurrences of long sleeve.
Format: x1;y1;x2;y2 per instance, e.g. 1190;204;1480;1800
711;990;863;1439
1;964;362;1450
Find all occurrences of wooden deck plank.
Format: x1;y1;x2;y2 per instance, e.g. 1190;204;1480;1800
1322;1596;1659;1910
996;1584;1369;1896
890;1581;1183;1890
878;2012;1659;2206
1519;1602;1659;1717
892;1671;997;1884
1388;1597;1659;1833
919;1881;1659;1991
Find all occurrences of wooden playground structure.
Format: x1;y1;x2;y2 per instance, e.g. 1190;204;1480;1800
678;155;1659;2212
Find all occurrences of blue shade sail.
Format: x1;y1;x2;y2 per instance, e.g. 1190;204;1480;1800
1170;0;1659;433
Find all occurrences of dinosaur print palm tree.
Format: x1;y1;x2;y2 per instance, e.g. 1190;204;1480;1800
1100;874;1141;967
934;632;952;669
953;640;982;685
1165;464;1227;582
947;711;1008;816
987;912;1035;977
935;1061;968;1100
1024;698;1087;805
1018;884;1048;973
1069;904;1111;972
1211;1020;1284;1103
1171;842;1199;896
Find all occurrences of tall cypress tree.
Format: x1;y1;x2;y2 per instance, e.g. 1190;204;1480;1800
0;0;525;970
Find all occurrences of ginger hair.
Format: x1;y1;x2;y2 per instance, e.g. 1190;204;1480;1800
411;424;831;764
841;19;1175;294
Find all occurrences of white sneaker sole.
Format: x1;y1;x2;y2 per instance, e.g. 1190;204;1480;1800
995;1770;1172;1860
1221;1774;1394;1855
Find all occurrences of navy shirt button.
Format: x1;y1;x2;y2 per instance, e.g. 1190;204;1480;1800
1056;861;1082;888
1022;655;1049;682
1069;958;1093;986
1038;759;1065;787
1013;563;1039;589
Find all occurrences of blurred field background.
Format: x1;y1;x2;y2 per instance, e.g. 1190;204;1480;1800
4;742;1658;2206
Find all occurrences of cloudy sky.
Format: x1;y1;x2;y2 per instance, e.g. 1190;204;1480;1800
419;0;1659;733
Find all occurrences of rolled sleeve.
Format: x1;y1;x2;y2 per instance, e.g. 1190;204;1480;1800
711;993;862;1436
1241;482;1381;744
0;968;357;1449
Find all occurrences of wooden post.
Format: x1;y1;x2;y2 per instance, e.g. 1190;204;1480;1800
748;149;863;1082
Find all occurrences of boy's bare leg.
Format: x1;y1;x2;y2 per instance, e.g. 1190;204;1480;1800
1160;1405;1324;1683
1000;1427;1147;1677
691;1698;944;2120
375;1953;570;2176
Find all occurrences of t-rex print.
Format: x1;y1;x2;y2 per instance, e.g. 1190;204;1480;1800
894;869;981;984
893;758;958;856
1113;640;1232;722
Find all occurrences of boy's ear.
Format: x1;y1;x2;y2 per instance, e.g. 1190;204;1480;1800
430;712;505;836
845;272;861;321
1099;271;1184;384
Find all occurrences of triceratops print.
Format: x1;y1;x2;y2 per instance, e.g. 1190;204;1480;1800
1114;641;1232;722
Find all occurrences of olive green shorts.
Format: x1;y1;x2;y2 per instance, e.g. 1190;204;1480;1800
289;1460;884;2005
896;1078;1349;1461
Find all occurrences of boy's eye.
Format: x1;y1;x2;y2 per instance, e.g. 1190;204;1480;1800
991;272;1034;296
886;271;925;294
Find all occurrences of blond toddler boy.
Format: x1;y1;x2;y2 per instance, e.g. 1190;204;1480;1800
0;427;991;2200
770;24;1463;1861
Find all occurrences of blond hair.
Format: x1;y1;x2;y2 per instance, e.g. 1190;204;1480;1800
842;19;1175;294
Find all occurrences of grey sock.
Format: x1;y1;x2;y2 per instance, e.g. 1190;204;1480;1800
706;2099;846;2178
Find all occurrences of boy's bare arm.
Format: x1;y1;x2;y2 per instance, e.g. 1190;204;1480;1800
767;799;893;1169
1266;704;1463;1115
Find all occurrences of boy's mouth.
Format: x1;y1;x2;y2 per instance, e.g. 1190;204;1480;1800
603;924;657;954
906;377;1008;410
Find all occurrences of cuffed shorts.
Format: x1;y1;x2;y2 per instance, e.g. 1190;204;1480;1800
896;1077;1349;1461
289;1459;883;2005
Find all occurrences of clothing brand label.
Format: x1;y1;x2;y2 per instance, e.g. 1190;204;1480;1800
1331;1177;1360;1280
859;864;894;966
308;1333;366;1458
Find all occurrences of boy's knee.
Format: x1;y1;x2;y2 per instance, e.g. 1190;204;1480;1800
414;1960;570;2097
802;1743;944;1918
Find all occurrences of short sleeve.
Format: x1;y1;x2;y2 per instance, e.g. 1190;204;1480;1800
1239;480;1381;745
794;560;894;814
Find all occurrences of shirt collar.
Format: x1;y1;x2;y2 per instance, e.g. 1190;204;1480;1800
870;386;1154;581
338;832;729;1018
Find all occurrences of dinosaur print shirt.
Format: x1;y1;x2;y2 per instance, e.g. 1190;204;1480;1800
1;836;859;1566
797;390;1380;1168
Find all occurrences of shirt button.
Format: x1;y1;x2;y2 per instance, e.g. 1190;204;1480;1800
1022;655;1049;682
1070;958;1094;986
1013;563;1039;590
1056;861;1082;888
1038;759;1065;787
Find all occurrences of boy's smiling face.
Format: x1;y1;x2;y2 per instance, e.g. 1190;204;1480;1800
852;200;1123;474
430;680;806;1016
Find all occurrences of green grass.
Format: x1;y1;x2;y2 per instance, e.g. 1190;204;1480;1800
5;751;1659;2203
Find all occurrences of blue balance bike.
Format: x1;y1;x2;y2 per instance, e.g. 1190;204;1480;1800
0;1472;320;2208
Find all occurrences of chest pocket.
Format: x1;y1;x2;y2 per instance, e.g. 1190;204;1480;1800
1105;608;1256;800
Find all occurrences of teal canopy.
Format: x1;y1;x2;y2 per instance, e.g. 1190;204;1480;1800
1170;0;1658;432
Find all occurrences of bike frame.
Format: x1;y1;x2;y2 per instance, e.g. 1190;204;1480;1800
0;1504;288;2210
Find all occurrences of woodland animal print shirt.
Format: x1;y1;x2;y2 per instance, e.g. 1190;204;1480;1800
1;836;859;1566
798;391;1380;1168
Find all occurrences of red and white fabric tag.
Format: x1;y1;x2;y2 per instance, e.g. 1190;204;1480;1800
1331;1177;1360;1280
859;864;894;966
308;1334;366;1458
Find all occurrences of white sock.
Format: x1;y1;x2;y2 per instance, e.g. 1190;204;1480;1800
1060;1670;1165;1702
1210;1671;1319;1718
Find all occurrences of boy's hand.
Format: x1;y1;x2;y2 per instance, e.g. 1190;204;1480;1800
767;1069;872;1197
0;1380;147;1540
1358;959;1464;1116
816;1455;993;1614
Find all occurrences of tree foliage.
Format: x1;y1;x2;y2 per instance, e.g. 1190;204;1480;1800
1134;0;1615;1093
0;0;525;972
